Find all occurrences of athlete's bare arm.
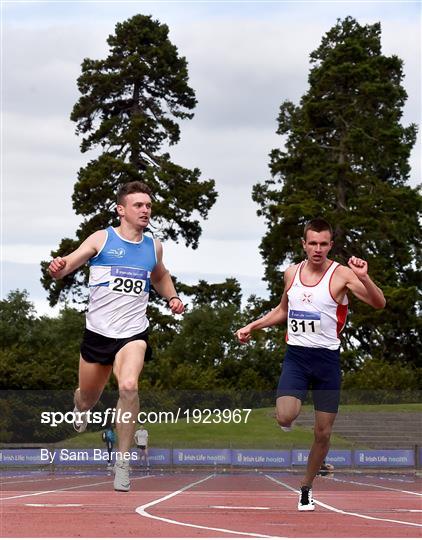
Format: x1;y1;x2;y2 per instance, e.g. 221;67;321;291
235;265;297;344
150;239;184;315
336;256;386;309
48;230;107;280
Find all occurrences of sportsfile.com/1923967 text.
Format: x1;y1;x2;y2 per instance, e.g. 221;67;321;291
40;408;252;427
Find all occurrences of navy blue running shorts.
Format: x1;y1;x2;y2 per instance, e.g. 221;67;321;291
80;328;152;365
276;345;341;413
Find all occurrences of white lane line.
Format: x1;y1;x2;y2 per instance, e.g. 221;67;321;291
136;474;284;538
266;475;422;529
0;474;152;501
210;506;270;510
330;476;422;496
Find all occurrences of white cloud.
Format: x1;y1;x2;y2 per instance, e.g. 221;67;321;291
2;244;56;265
164;237;265;278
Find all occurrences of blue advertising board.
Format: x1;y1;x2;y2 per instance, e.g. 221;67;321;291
0;449;44;466
51;447;172;466
173;449;231;466
140;448;171;466
52;448;102;465
354;449;415;467
292;449;352;466
233;449;291;467
2;447;417;468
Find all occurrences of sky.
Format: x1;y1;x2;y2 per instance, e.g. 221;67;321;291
1;0;421;316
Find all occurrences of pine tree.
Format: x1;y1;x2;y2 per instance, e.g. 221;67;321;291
253;17;421;365
41;14;217;305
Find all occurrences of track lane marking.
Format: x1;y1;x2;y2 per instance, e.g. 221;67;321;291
265;474;422;529
329;476;422;496
0;474;152;501
136;474;285;538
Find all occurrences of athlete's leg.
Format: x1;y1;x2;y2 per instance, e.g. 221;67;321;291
275;396;302;428
74;356;113;412
301;346;340;486
301;410;337;487
113;340;146;453
276;346;309;429
106;440;113;463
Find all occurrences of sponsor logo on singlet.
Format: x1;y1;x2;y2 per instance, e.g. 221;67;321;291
107;248;126;258
301;292;313;304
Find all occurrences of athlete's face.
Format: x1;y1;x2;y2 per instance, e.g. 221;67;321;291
118;192;152;228
302;230;333;265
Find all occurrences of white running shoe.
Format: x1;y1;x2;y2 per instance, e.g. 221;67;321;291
280;421;294;432
298;486;315;511
73;407;88;433
114;459;130;492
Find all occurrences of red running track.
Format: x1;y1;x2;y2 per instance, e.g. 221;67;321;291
1;470;421;537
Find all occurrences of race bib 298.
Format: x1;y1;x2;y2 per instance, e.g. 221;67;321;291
108;267;149;296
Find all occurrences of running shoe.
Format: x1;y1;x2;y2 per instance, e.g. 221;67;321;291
280;421;294;432
114;459;130;492
72;406;88;433
298;486;315;511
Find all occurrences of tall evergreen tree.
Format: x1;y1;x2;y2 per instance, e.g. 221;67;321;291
41;14;217;305
253;17;421;365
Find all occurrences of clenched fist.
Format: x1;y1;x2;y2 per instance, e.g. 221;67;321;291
348;256;368;279
235;325;253;344
48;256;66;278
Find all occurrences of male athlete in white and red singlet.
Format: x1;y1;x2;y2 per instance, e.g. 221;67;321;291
236;218;385;511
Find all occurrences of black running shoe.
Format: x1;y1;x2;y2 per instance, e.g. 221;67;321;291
298;486;315;511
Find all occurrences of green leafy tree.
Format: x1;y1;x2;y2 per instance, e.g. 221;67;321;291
0;291;85;390
1;289;36;348
342;358;421;403
41;14;217;305
0;291;85;441
253;17;421;365
179;278;243;309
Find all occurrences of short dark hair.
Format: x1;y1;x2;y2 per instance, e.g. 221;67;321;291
303;218;333;241
116;181;152;205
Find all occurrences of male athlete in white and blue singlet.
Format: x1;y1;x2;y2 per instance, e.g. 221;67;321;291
48;181;184;492
236;218;385;511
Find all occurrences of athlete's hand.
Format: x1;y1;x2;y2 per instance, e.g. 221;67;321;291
48;256;67;278
235;325;253;344
348;256;368;279
169;297;184;315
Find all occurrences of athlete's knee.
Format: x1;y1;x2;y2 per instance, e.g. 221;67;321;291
276;410;295;427
75;388;100;411
118;377;139;395
314;424;332;445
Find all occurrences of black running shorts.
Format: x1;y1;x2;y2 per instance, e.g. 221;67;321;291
80;328;152;365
